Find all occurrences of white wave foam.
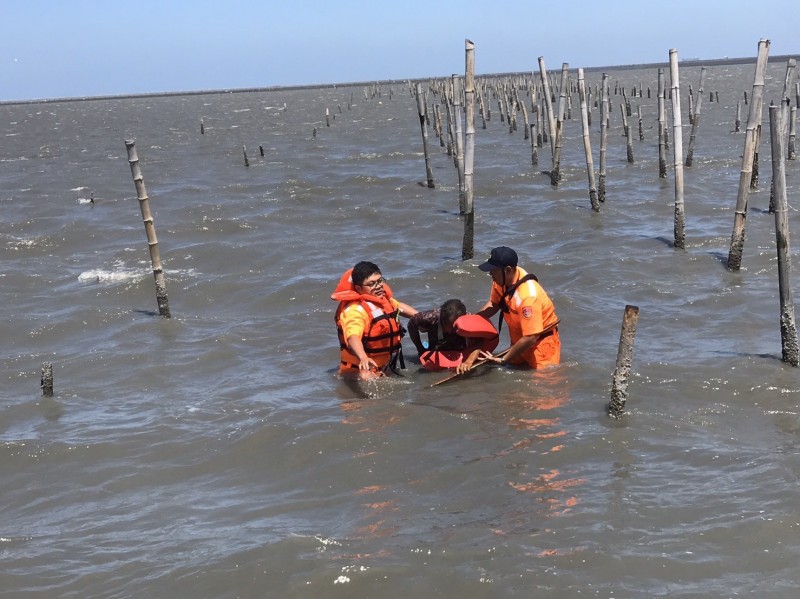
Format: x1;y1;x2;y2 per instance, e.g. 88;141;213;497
78;268;145;284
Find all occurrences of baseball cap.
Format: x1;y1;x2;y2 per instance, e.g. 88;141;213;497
478;246;518;272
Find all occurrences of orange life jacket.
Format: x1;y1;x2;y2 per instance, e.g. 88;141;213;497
419;314;499;371
332;269;404;369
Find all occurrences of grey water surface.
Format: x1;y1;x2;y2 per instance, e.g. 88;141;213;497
2;61;800;598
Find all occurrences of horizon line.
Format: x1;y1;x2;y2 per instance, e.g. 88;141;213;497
2;53;796;106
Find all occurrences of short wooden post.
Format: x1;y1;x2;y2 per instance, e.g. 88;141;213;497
325;108;330;127
242;145;249;167
41;362;53;397
415;83;435;188
578;68;599;211
259;145;264;157
200;119;205;134
462;40;476;260
685;67;706;167
789;105;797;160
728;39;770;271
609;305;639;419
669;49;686;249
124;140;171;318
770;105;799;366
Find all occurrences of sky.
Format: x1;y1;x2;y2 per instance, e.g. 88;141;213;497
2;0;798;102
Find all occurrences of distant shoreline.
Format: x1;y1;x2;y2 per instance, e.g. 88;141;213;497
1;54;796;106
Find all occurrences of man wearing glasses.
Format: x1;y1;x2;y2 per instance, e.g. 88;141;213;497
332;261;418;378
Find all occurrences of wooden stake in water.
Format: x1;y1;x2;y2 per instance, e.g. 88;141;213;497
685;67;707;167
769;105;799;366
415;83;435;188
578;68;598;211
124;139;171;318
462;39;476;260
609;304;639;419
599;73;609;202
669;49;686;249
41;362;53;397
789;105;797;160
727;39;770;271
200;119;205;135
242;145;249;167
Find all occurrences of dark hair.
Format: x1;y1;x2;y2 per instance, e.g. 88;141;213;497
439;299;467;326
351;261;381;286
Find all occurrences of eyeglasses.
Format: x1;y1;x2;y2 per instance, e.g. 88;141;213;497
361;276;386;289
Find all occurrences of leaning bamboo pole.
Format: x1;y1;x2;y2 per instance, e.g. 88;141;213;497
415;83;435;188
669;49;685;250
685;67;706;167
578;68;598;211
462;40;476;261
538;56;556;160
769;105;799;366
599;73;609;203
124;139;171;318
727;39;770;271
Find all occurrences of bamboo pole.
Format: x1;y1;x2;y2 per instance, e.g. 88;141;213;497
769;105;799;366
685;67;707;167
41;362;53;397
789;105;797;160
669;49;685;249
599;73;609;203
462;39;476;261
734;101;742;133
415;83;435;188
623;103;635;163
538;56;556;160
578;68;599;211
550;63;569;186
637;105;644;141
609;304;639;419
727;39;770;271
452;75;466;213
781;59;796;161
124;139;171;318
